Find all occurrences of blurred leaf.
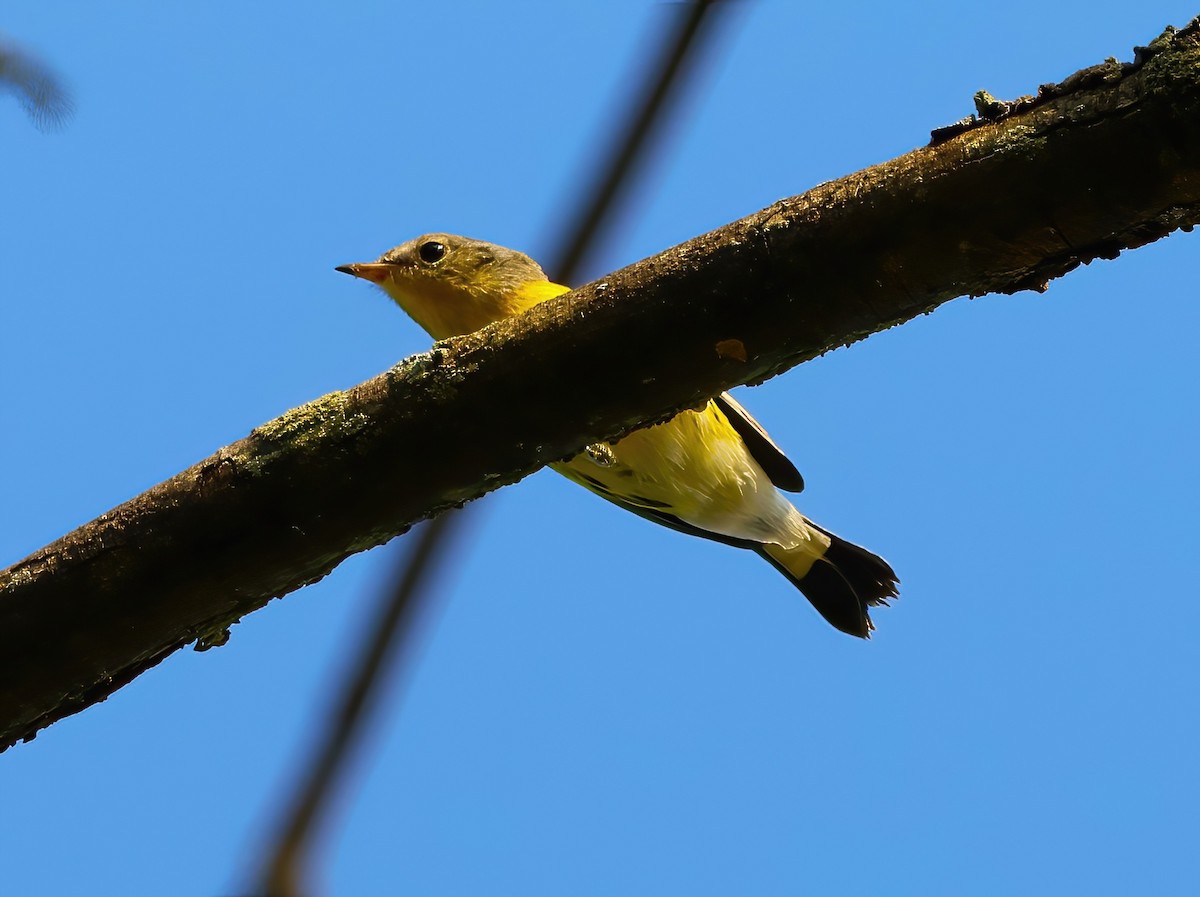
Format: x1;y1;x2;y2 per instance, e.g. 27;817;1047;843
1;38;73;130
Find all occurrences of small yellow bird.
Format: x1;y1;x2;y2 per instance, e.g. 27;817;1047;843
337;234;898;636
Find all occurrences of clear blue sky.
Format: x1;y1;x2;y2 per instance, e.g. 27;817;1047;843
3;3;1198;895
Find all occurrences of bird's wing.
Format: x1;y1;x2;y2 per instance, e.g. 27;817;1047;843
713;392;805;493
606;496;765;550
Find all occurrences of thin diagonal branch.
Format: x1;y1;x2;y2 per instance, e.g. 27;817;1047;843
549;0;733;284
258;511;463;897
254;3;737;893
2;18;1199;751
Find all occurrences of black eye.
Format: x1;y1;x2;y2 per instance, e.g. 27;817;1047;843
419;241;446;264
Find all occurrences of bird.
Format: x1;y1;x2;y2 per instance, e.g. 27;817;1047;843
336;234;898;636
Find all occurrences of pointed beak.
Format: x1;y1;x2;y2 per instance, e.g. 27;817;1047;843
335;262;392;284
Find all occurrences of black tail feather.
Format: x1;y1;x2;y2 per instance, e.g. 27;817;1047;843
758;527;899;638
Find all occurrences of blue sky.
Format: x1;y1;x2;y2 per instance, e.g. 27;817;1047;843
3;3;1198;895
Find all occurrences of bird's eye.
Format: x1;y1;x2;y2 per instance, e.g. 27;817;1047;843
419;241;446;264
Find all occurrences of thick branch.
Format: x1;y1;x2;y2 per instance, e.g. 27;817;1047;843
3;21;1199;750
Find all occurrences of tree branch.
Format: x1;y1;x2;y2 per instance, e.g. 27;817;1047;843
3;19;1198;751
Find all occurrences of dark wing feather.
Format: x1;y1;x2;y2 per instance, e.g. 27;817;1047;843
606;496;763;551
714;392;805;493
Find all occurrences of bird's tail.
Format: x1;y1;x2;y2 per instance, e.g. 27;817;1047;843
758;522;899;638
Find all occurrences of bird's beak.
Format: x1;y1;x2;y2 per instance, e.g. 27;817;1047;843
335;262;392;284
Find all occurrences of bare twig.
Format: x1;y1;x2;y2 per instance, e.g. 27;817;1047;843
253;3;738;894
549;0;733;284
258;511;464;897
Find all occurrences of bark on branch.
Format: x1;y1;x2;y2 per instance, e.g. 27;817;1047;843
3;20;1199;750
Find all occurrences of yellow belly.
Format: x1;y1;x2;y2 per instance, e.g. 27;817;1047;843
553;400;804;546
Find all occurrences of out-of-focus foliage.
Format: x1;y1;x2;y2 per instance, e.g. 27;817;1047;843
1;37;73;130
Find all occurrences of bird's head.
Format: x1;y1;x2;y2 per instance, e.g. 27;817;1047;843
337;233;562;340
